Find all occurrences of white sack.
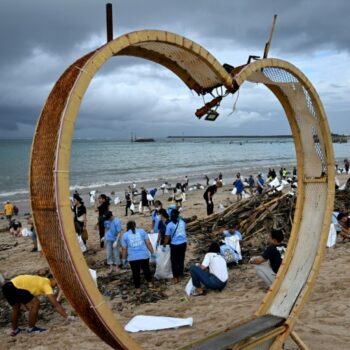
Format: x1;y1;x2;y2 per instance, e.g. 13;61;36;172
125;315;193;333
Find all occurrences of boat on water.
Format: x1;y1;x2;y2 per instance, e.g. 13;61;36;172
134;138;155;142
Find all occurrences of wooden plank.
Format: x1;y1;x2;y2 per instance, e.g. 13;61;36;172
183;315;285;350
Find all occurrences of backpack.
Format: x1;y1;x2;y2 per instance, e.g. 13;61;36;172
220;244;236;264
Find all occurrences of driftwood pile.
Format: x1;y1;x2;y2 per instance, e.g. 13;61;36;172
334;182;350;212
186;191;296;262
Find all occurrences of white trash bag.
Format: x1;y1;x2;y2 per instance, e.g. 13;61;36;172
185;278;195;296
154;245;173;280
327;223;337;248
77;235;87;253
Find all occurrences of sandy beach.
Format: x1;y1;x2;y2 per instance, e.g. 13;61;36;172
1;176;350;350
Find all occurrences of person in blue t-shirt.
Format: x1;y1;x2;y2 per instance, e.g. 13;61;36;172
151;200;163;234
233;174;244;201
157;209;170;246
121;221;156;295
164;209;187;284
257;173;264;194
103;211;122;274
223;222;242;240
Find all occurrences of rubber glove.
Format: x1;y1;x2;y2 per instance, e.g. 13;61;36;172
150;253;157;262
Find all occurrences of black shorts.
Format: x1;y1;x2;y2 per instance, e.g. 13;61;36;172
2;282;34;305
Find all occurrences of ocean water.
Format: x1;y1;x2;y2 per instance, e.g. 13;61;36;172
1;138;350;211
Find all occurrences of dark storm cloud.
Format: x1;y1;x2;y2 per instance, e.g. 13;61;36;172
0;0;349;138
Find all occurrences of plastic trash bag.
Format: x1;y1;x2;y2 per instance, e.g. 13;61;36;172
89;268;97;286
78;235;87;253
185;278;195;296
154;245;173;279
327;223;337;248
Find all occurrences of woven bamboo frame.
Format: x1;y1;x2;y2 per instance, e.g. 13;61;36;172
30;30;334;350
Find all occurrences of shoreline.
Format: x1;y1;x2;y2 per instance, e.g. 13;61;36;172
3;159;350;216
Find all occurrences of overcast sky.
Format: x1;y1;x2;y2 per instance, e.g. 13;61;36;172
0;0;349;139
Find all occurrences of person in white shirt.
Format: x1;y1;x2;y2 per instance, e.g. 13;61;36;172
190;242;228;296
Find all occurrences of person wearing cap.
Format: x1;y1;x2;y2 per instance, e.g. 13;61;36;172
223;222;242;241
1;274;74;336
103;211;122;274
4;200;14;223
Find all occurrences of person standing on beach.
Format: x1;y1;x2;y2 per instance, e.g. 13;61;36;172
204;175;209;186
282;167;287;179
1;274;74;336
152;200;162;234
256;173;264;194
103;211;122;274
233;174;244;201
96;194;110;248
121;220;156;295
248;175;255;194
125;190;134;216
344;159;349;174
4;200;14;223
140;187;151;214
249;229;286;287
164;209;187;284
174;184;183;208
203;182;221;215
72;194;87;245
156;209;170;246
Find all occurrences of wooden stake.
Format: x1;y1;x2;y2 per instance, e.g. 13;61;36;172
263;14;277;58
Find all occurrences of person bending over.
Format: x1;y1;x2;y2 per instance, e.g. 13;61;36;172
249;229;286;287
190;242;228;296
1;274;74;336
203;181;222;216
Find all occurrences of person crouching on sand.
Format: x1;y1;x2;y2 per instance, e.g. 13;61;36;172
190;242;228;296
336;212;350;241
1;274;75;336
121;220;156;296
249;229;286;287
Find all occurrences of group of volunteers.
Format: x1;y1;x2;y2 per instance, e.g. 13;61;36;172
1;172;290;338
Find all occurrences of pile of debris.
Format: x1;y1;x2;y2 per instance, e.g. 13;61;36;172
186;191;296;262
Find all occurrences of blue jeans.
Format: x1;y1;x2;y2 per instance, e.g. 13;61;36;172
106;240;120;266
190;265;227;290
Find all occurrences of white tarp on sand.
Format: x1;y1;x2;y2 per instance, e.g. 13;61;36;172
125;315;193;333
